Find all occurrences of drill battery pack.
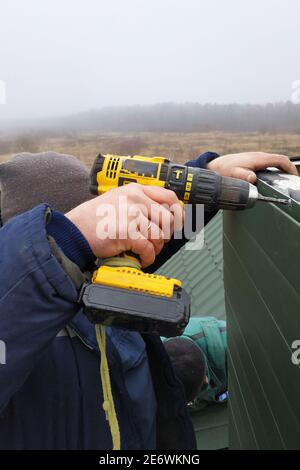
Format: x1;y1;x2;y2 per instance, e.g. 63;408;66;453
80;283;190;337
79;266;190;337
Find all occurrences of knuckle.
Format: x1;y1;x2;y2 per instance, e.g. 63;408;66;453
123;182;140;193
231;167;241;177
137;236;148;250
166;188;178;203
276;154;287;161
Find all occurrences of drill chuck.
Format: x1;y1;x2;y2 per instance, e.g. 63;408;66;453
217;176;259;210
183;168;289;209
188;168;257;210
165;164;259;210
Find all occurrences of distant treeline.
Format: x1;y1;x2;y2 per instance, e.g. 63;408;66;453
54;102;300;134
2;102;300;139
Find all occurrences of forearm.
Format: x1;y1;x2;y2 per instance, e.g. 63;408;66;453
0;205;88;410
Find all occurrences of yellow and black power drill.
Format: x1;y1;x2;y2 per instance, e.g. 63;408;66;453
80;154;289;337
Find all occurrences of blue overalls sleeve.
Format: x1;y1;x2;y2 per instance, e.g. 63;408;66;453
0;204;84;411
185;151;219;168
46;209;96;271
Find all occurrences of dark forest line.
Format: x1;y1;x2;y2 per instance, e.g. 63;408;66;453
53;102;300;134
2;102;300;139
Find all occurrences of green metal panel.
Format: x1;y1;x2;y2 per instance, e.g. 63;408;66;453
191;403;228;450
158;212;225;320
157;212;228;449
224;178;300;449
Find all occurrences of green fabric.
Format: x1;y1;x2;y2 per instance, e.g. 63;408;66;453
163;316;227;410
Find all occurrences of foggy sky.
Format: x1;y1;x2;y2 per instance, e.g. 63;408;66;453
0;0;299;121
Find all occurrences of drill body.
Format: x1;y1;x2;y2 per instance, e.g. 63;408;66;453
90;153;256;210
81;153;286;336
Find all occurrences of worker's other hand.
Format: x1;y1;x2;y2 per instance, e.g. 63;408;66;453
65;183;184;268
207;152;298;184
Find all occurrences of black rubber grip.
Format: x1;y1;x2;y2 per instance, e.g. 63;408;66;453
218;176;251;210
190;168;251;210
90;154;105;195
190;169;221;206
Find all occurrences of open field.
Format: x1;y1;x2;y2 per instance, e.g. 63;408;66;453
1;131;300;166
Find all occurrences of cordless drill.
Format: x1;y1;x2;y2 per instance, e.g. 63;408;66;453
80;154;288;336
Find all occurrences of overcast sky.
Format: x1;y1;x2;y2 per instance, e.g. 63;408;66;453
0;0;299;121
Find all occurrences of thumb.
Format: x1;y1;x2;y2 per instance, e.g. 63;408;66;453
231;167;257;184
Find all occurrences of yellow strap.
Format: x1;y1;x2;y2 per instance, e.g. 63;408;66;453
95;324;121;450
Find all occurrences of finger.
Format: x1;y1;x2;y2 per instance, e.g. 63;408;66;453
142;185;180;207
170;201;185;232
126;185;177;232
137;194;175;237
138;216;165;255
119;196;149;219
149;203;175;239
255;154;298;176
230;167;257;184
138;185;185;231
129;233;156;268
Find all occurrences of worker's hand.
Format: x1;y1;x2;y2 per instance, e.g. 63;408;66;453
207;152;298;184
65;183;184;268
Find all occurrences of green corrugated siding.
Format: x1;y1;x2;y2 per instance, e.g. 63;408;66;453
158;212;225;320
191;403;228;450
224;179;300;449
158;175;300;450
157;212;228;450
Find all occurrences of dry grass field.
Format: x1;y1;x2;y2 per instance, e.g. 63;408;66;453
1;131;300;167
